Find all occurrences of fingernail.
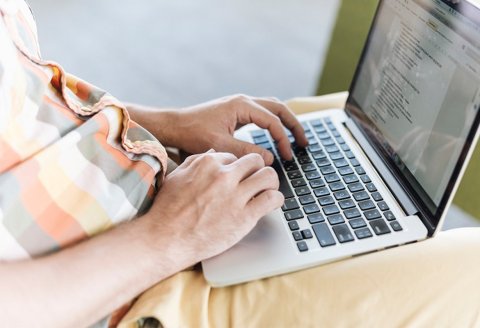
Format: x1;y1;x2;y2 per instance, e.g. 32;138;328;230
261;151;273;163
207;149;216;153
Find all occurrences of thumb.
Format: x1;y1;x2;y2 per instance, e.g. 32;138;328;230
224;137;274;165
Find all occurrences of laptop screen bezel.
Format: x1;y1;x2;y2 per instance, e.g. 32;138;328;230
344;0;480;233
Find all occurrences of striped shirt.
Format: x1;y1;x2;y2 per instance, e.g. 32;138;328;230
0;0;168;262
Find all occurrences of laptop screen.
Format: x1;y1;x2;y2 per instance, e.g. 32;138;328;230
346;0;480;226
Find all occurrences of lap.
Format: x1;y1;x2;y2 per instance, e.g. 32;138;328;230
119;228;480;328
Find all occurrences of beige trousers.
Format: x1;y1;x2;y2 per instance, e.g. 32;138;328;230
119;94;480;328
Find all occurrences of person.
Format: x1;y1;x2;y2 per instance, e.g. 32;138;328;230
1;1;479;327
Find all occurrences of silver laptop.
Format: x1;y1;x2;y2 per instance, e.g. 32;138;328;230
203;0;480;287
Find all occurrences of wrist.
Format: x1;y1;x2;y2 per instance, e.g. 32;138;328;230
125;103;182;148
137;211;197;277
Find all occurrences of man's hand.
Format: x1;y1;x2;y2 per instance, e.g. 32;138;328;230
127;95;309;165
145;150;284;265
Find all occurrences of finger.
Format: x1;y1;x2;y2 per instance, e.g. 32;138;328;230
239;167;279;201
252;97;309;148
236;100;292;161
184;150;237;168
245;190;284;220
227;153;265;182
221;137;274;165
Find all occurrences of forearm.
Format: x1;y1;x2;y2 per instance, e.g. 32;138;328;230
124;102;182;148
0;215;190;328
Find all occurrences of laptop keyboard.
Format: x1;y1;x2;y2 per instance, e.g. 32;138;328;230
250;118;404;253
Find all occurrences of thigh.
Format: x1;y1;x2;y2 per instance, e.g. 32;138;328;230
120;228;480;328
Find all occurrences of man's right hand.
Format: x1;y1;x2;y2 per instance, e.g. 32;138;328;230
145;150;284;267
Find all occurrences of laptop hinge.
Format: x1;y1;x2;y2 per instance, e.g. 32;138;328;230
345;118;419;216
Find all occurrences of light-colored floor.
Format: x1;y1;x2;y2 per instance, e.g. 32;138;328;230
26;0;479;230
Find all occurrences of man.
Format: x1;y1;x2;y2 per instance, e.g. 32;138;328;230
1;1;480;327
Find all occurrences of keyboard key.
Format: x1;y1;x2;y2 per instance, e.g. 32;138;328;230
344;207;362;219
297;241;309;252
384;211;396;221
308;144;322;153
251;130;266;138
313;223;336;247
324;118;332;124
366;183;377;192
350;159;360;167
325;173;340;183
356;166;366;175
323;205;340;215
370;219;391;235
343;175;360;184
308;213;325;224
390;221;403;231
299;195;316;205
310;119;323;127
334;190;350;200
287;171;302;180
338;167;354;176
330;152;344;160
325;145;340;153
298;156;312;164
372;192;383;201
348;183;365;193
378;201;389;211
310;179;325;188
328;214;345;225
292;231;303;241
349;218;367;229
332;130;341;138
318;196;335;206
302;229;313;239
336;137;345;144
334;159;349;168
257;142;272;150
302;122;310;130
304;204;320;214
295;186;311;196
253;135;269;144
288;221;300;231
302;164;316;172
345;151;355;159
359;200;375;211
360;175;371;183
282;198;299;211
355;227;373;239
308;138;318;146
285;209;304;221
316;159;331;167
294;148;308;157
306;171;321;180
291;178;307;188
364;209;382;220
314;187;330;197
317;132;331;139
341;144;350;152
278;177;295;198
332;224;355;243
329;182;345;192
339;199;356;209
284;162;298;171
312;151;327;160
353;191;370;201
305;131;314;139
320;166;336;175
315;126;327;134
322;138;335;147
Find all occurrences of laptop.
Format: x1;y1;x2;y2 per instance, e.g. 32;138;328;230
203;0;480;287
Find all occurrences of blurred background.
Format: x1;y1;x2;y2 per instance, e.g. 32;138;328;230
27;0;480;229
28;0;340;107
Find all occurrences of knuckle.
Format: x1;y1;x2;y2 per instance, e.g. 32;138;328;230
248;153;265;168
231;94;249;103
269;96;281;103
